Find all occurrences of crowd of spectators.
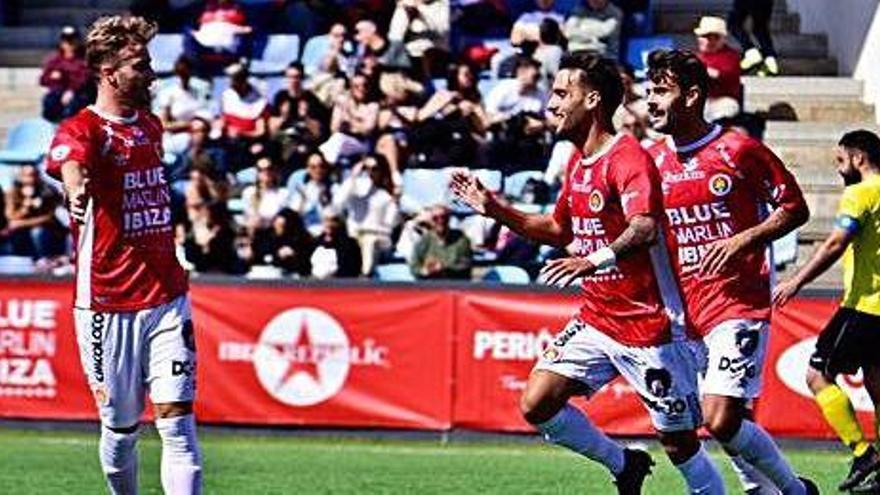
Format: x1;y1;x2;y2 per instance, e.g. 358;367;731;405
8;0;764;281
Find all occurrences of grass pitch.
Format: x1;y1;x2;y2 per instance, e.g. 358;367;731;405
0;427;850;494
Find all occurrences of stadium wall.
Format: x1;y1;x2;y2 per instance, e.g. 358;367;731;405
0;277;873;440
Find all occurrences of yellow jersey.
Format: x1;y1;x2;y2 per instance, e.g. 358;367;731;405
838;174;880;316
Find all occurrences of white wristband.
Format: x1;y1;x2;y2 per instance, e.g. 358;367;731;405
585;247;616;270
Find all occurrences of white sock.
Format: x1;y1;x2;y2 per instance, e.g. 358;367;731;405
729;454;778;493
100;425;139;495
676;445;726;494
155;415;202;495
726;421;803;495
536;403;626;475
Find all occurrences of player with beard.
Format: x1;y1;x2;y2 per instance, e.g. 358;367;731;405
45;16;202;494
775;130;880;492
644;49;816;495
451;51;725;494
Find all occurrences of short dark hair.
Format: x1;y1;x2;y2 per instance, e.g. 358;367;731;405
646;49;709;106
839;129;880;166
558;50;623;123
286;61;304;73
514;55;540;72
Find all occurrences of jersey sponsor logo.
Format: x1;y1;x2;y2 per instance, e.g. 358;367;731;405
588;190;604;212
50;144;71;162
709;173;733;197
219;307;389;407
91;384;109;407
122;166;172;236
777;337;873;412
684;157;699;172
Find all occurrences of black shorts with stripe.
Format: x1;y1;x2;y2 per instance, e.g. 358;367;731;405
810;307;880;377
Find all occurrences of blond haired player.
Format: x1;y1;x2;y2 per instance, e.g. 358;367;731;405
46;16;201;494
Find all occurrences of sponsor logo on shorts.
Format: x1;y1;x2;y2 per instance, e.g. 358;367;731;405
552;322;582;349
645;368;671;398
641;368;689;417
91;384;109;407
172;360;194;377
735;329;760;357
90;313;106;383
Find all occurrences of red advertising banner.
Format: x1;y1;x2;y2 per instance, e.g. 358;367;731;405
758;298;877;440
0;280;94;420
453;290;656;435
191;284;455;429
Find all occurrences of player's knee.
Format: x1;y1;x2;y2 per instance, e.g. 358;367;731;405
703;408;742;443
657;430;700;465
154;401;193;419
155;414;200;460
519;391;559;425
99;423;139;473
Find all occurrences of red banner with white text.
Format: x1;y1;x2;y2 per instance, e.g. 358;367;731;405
0;279;872;439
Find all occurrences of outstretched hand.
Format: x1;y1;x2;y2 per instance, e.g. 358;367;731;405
449;170;492;215
538;257;596;288
68;178;90;224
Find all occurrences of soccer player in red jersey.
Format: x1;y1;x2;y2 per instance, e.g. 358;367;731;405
644;49;816;495
46;16;201;494
452;51;724;494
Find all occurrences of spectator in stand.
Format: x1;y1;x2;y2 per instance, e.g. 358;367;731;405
311;211;363;279
694;16;743;121
0;185;9;254
334;154;400;276
242;156;289;238
354;19;411;72
304;23;354;77
39;26;93;123
172;116;229;187
485;57;547;172
408;62;487;168
153;56;213;157
613;64;650;142
220;63;270;171
289;151;339;235
185;160;230;225
270;62;330;173
186;0;253;76
387;0;451;80
183;200;243;273
563;0;623;59
729;0;778;75
512;0;565;44
250;208;315;276
4;165;67;259
319;71;380;165
534;18;566;83
376;71;424;189
410;204;472;279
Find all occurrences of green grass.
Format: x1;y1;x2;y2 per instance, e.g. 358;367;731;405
0;428;850;494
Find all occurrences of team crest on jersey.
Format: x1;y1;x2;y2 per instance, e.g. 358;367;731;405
709;173;733;197
542;345;562;362
91;384;110;407
588;190;605;212
50;144;71;162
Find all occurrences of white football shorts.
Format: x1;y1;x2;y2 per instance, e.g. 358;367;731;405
73;294;197;428
691;319;769;399
535;318;702;432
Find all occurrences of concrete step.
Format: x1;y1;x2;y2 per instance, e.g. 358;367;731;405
764;121;879;144
777;57;838;76
0;27;60;50
743;76;863;97
18;7;126;27
0;49;52;68
670;33;828;59
750;99;875;123
768;143;837;170
23;0;130;8
655;11;800;34
743;77;873;122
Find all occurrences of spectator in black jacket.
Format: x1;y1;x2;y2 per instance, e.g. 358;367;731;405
311;211;362;278
251;208;315;277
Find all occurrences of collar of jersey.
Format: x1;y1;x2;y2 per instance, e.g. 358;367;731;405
675;124;722;154
87;105;139;125
578;132;623;167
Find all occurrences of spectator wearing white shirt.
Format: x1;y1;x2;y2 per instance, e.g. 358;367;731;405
564;0;623;59
288;151;339;236
387;0;451;79
485;57;546;124
486;57;548;172
512;0;565;44
242;156;289;237
153;56;213;156
334;154;400;276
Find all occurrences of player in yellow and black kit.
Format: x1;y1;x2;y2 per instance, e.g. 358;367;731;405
775;129;880;493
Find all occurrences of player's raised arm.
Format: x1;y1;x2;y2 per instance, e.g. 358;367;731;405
450;170;572;248
59;161;90;224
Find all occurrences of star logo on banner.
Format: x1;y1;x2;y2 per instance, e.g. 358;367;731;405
272;318;320;392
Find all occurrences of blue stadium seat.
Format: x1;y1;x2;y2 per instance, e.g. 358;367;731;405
301;34;329;75
235;167;257;184
0;256;36;275
400;168;450;213
250;34;300;75
212;76;230;104
148;34;185;76
374;263;415;282
626;36;675;78
773;228;799;268
503;170;544;199
553;0;578;16
0;118;56;164
471;168;502;192
478;78;503;98
264;75;287;101
483;265;531;284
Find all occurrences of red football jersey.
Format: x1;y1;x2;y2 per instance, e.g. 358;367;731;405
649;126;806;335
46;107;188;312
553;133;686;346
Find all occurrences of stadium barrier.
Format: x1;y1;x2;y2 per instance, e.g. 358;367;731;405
0;277;873;440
